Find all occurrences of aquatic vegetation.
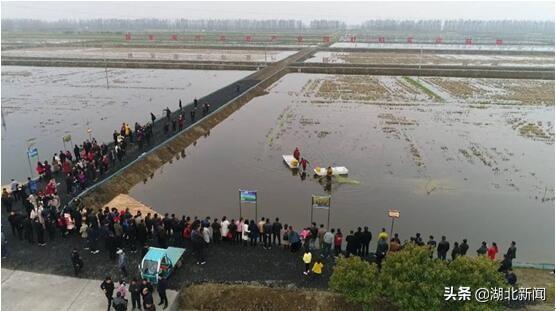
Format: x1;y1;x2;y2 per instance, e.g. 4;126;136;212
402;76;442;101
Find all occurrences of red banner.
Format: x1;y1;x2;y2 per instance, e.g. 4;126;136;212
378;37;385;43
245;35;252;42
170;34;177;41
323;36;330;43
496;39;503;45
435;37;443;44
220;35;226;42
407;37;413;44
148;34;155;41
297;35;303;42
124;33;131;41
465;38;472;45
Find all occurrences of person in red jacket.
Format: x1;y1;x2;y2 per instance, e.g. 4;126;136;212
300;158;309;172
487;242;498;260
334;229;343;257
293;147;300;161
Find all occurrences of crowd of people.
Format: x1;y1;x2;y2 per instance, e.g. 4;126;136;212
100;275;167;311
2;186;522;310
2;97;209;211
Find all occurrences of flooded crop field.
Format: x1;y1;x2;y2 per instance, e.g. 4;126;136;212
1;66;253;183
306;51;555;67
2;47;298;63
330;42;555;52
129;73;554;264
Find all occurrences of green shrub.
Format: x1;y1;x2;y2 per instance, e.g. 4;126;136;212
379;244;451;310
329;244;507;310
329;256;380;307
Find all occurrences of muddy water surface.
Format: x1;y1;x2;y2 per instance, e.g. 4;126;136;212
1;66;253;183
129;73;554;263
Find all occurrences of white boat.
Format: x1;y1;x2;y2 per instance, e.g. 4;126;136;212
314;166;349;176
282;155;299;169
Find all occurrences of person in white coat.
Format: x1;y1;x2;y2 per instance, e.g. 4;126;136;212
220;216;230;241
241;219;250;246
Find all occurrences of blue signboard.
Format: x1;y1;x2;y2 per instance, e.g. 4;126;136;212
28;147;38;158
239;190;257;203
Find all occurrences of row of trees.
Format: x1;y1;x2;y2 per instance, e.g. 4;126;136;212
2;18;552;34
329;244;507;310
361;19;555;34
1;18;343;32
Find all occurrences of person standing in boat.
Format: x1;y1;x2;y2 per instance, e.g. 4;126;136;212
299;158;309;172
293;147;300;161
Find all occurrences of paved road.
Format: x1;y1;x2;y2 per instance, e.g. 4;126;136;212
1;268;178;311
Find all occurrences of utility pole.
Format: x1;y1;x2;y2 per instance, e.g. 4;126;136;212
418;47;423;82
102;42;109;89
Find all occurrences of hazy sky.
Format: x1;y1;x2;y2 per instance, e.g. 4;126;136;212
2;1;554;24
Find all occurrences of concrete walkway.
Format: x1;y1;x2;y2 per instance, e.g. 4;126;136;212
1;269;178;311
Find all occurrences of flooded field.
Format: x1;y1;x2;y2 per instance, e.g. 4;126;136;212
306;51;555;67
2;47;298;63
330;42;555;52
1;66;253;183
129;73;554;264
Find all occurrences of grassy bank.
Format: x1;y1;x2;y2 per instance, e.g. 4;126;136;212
177;283;362;311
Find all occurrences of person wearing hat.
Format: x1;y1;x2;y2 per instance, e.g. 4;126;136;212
117;249;127;277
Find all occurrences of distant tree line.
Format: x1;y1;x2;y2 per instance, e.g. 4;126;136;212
1;18;553;35
1;18;345;32
360;19;555;34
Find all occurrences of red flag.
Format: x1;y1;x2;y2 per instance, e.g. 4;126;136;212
435;37;443;44
323;36;330;43
124;33;131;41
270;35;277;42
496;39;503;45
245;35;252;42
350;36;356;43
220;35;226;42
378;37;385;43
465;38;472;45
407;37;413;44
170;34;177;41
148;34;155;41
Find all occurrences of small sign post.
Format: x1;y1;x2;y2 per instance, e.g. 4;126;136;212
388;209;400;238
239;190;258;220
26;141;39;178
311;195;332;229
